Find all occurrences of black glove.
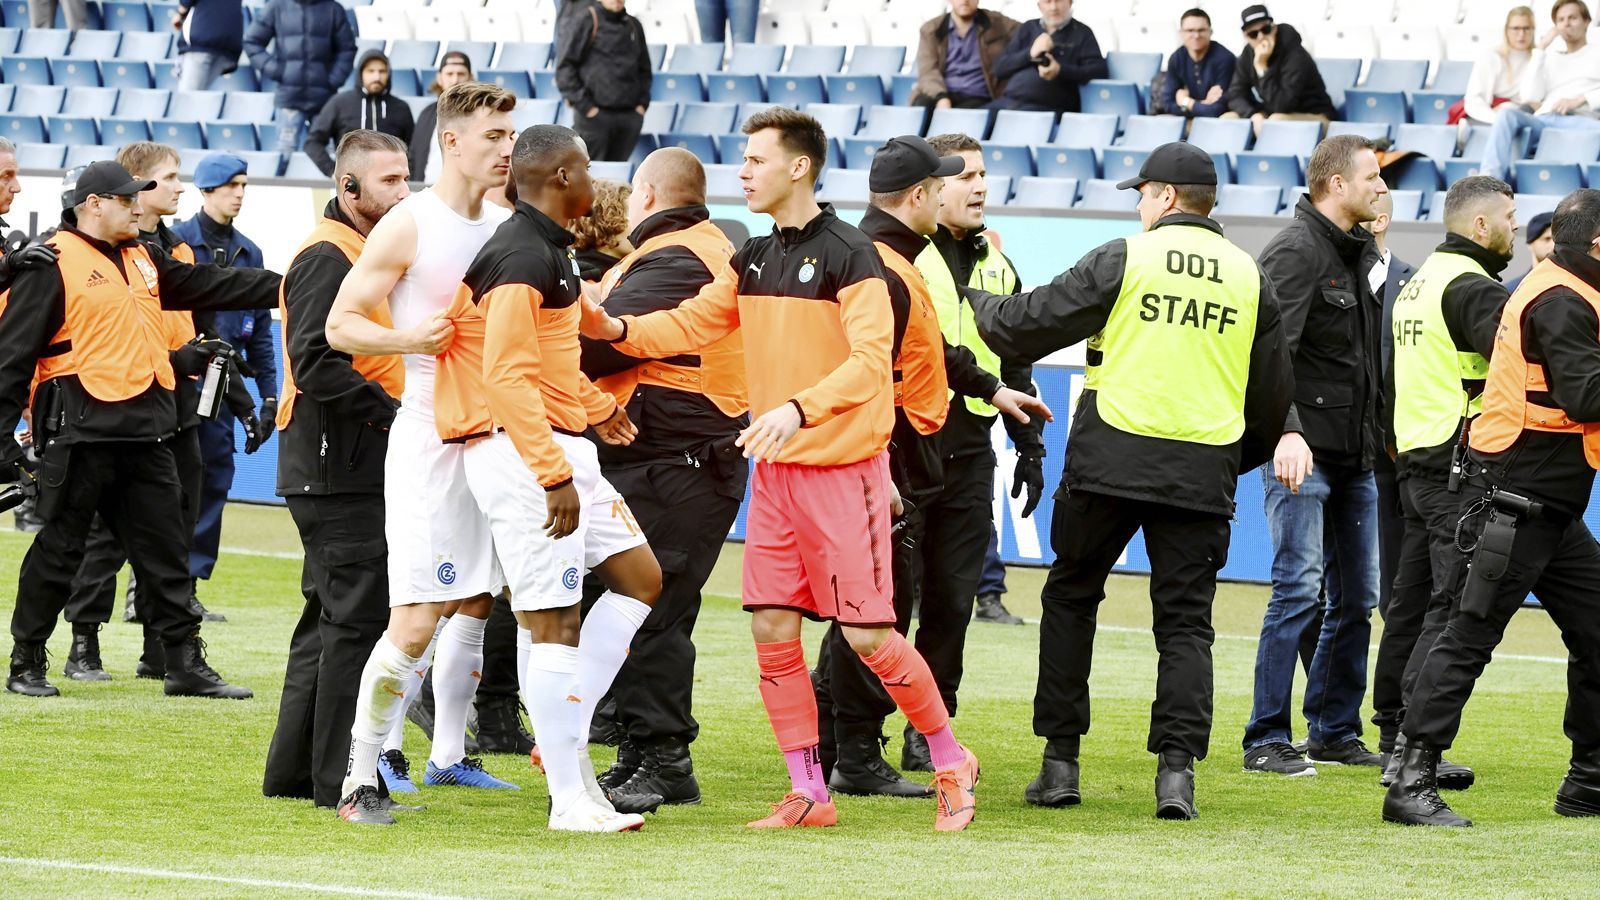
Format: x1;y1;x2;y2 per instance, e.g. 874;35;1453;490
0;241;59;281
0;438;25;483
1012;452;1045;519
258;396;278;443
240;410;265;454
171;337;236;377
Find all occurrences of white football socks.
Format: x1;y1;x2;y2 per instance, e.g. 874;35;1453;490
526;643;583;815
575;591;651;747
427;612;487;769
383;617;445;754
516;626;532;704
343;636;421;799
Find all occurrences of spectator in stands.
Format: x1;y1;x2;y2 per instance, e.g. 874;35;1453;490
1480;0;1600;180
171;0;246;92
1507;209;1554;291
1157;8;1235;119
556;0;653;162
408;52;474;185
26;0;88;29
1223;5;1335;138
244;0;358;156
304;50;415;178
912;0;1022;110
693;0;756;44
570;179;633;281
989;0;1107;113
1461;6;1536;126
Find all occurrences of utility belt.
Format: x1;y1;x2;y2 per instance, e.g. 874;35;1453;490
1455;475;1546;619
604;433;748;497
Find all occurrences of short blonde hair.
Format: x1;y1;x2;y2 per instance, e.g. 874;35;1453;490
436;81;516;137
569;179;632;251
116;141;180;179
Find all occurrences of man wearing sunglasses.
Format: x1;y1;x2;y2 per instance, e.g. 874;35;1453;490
1224;4;1335;138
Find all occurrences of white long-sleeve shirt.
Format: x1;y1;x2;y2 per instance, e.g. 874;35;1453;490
1520;40;1600;115
1464;48;1529;124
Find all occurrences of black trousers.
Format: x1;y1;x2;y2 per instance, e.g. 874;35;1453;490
1403;499;1600;759
575;108;644;162
10;440;202;647
263;493;390;807
1371;475;1457;748
64;425;203;628
1035;489;1230;759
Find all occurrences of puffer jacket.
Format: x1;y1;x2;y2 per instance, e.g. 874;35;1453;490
243;0;357;114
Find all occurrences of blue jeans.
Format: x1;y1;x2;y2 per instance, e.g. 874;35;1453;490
177;52;230;92
694;0;757;43
1481;104;1600;179
275;107;310;155
1244;462;1379;750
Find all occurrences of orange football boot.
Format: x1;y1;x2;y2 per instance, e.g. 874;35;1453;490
746;791;838;829
933;745;979;832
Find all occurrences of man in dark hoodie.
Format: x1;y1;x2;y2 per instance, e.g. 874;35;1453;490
555;0;652;162
306;50;415;178
1224;5;1335;138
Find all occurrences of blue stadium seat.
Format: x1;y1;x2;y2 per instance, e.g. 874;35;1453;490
65;144;119;168
891;74;918;106
982;143;1032;179
0;0;25;25
1343;90;1406;129
0;27;17;54
1365;58;1429;92
205;121;259;151
1534;129;1600;163
841;136;880;169
1443;158;1481;184
803;102;861;140
1117;115;1183;150
1408;91;1457;125
66;86;119;118
11;86;66;116
1106;51;1161;85
1326;120;1391;140
1389;189;1424;221
1034;145;1097;181
151;60;176;89
1315;57;1362;110
925;107;990;140
674;101;738;134
1388;154;1442;192
222;92;277;123
1588;162;1600;189
728;42;784;75
647;43;668;69
736;102;781;129
19;28;71;57
55;0;102;28
354;37;383;59
511;98;560;130
533;70;558;99
848;45;904;76
987;174;1011;203
1460;124;1496;160
1100;148;1148;185
787;44;845;75
630;133;659;169
241;150;282;178
212;66;261;93
1396;123;1456;162
716;134;747;165
475;69;531;98
444;40;495;72
102;0;153;30
15;142;66;168
0;116;46;144
46;115;97;144
1428;190;1448;221
115;30;170;60
1013;175;1077;208
1078;178;1134;210
0;85;12;112
388;40;440;71
150;119;205;148
1513;162;1584;195
703;162;742;197
652;74;706;104
1187;117;1251;155
101;60;153;89
1432;59;1472;94
1050;113;1118;149
668;43;724;73
2;57;52;86
1079;80;1141;120
1514;192;1560;226
113;87;169;118
99;116;152;143
857;104;925;140
1234;152;1302;192
49;58;102;87
497;42;553;70
825;74;887;106
708;73;766;104
284;152;323;180
764;74;825;106
591;160;632;183
990;109;1053;145
71;29;122;58
660;133;718;162
641;102;676;133
167;89;226;121
1253;119;1320;156
1213;184;1281;216
818;167;868;203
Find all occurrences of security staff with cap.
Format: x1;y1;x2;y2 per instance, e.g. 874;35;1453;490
967;143;1291;819
0;161;281;699
1385;189;1600;828
0;137;59;534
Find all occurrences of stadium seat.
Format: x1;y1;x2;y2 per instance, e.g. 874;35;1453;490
1388;154;1443;192
1343;90;1407;128
222;92;278;124
468;6;522;43
641;102;677;133
65;144;119;168
1116;115;1182;150
15;141;66;169
764;75;825;107
167;90;226;122
443;40;496;71
673;101;738;135
667;43;725;73
787;44;845;75
1105;51;1161;85
1079;80;1142;120
757;10;811;46
990;110;1054;145
1396;123;1456;163
70;29;122;58
1459;124;1495;160
804;102;862;140
1443;158;1481;185
1013;175;1077;209
981;143;1032;180
1100;148;1148;185
1316;25;1376;64
66;86;119;118
205;121;259;151
858;105;925;141
1513;162;1584;196
533;70;559;100
591;160;632;183
825;75;888;106
703;162;743;198
102;0;153;30
926;107;990;141
1408;91;1458;125
728;42;785;75
1588;162;1600;190
630;133;659;169
0;116;46;144
0;85;12;113
0;0;25;25
476;69;532;98
1514;192;1560;226
44;58;101;91
284;152;324;180
818;167;868;203
736;103;782;129
1187;117;1251;156
847;45;904;76
707;73;766;104
0;26;16;55
891;74;918;106
1078;178;1135;210
46;115;97;144
1428;190;1448;221
1432;59;1472;95
1534;129;1600;164
497;42;553;70
1035;145;1098;181
99;116;152;143
241;150;283;178
1315;57;1362;111
510;98;560;130
210;67;260;95
2;57;52;87
388;40;440;71
1213;184;1281;217
1389;189;1424;221
113;87;170;119
660;133;720;162
1233;153;1301;192
715;133;748;165
101;60;154;89
151;119;205;149
647;43;669;70
987;174;1012;203
1365;58;1430;93
652;74;707;104
11;86;66;116
19;28;72;57
1252;120;1321;157
1326;121;1391;141
151;60;180;90
1051;113;1118;150
115;30;171;61
841;135;881;169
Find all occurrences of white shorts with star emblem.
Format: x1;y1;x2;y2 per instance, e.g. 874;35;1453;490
461;431;647;612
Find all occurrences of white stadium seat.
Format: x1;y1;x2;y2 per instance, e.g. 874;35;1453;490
1311;24;1377;62
1442;23;1491;61
641;12;697;47
756;10;811;46
814;12;868;48
1115;18;1174;58
470;8;523;43
409;8;469;42
354;6;412;40
1377;26;1442;66
519;6;559;42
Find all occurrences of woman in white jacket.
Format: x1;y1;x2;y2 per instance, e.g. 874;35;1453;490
1462;6;1536;125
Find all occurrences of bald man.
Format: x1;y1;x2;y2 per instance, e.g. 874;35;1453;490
578;147;750;814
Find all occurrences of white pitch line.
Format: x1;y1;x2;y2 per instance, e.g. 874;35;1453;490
0;857;473;900
220;545;303;560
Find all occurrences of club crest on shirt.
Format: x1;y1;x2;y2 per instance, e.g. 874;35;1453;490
132;255;159;293
798;256;817;284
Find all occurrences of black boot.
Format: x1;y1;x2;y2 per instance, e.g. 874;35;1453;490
473;695;535;754
610;737;701;813
136;629;165;679
122;571;140;623
973;592;1023;625
598;739;643;792
6;642;59;697
162;632;252;699
1025;747;1082;808
1383;744;1472;826
64;626;111;681
188;579;225;623
1556;748;1600;817
588;696;623;747
900;721;933;772
829;729;933;798
1381;733;1474;790
1154;749;1197;820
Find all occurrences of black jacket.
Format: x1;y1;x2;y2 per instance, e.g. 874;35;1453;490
1261;194;1384;469
276;199;399;497
555;0;652;114
967;214;1292;517
305;50;415;177
243;0;357;114
992;16;1107;112
1225;23;1335;119
0;225;281;454
409;102;439;184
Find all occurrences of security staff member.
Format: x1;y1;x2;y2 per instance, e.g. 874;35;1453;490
0;161;281;699
968;143;1291;820
0;137;59;533
1386;189;1600;828
1374;176;1515;790
264;131;412;808
812;136;1051;797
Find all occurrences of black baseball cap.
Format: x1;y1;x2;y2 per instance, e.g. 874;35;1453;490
1115;141;1218;191
869;136;966;193
62;160;154;209
1527;211;1553;243
1241;4;1272;29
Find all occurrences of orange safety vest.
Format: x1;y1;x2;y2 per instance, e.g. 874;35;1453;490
275;217;404;431
33;229;176;402
593;219;747;417
162;240;198;350
877;240;949;437
1470;258;1600;468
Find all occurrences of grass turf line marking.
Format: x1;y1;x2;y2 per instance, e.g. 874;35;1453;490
0;857;473;900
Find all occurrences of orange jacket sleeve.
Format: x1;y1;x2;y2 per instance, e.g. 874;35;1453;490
482;283;574;488
791;273;894;427
578;371;619;424
614;263;741;357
